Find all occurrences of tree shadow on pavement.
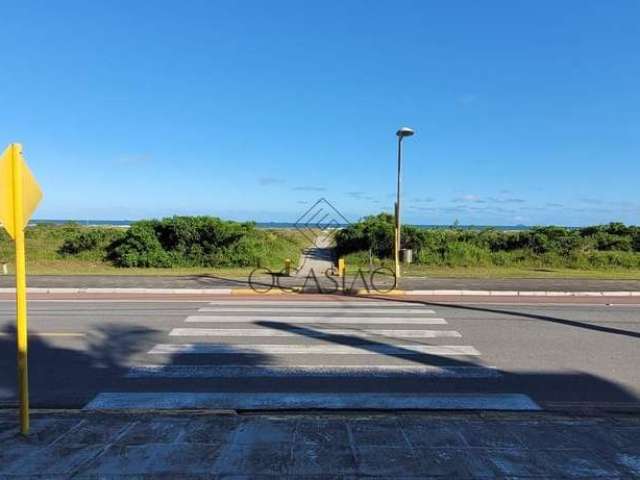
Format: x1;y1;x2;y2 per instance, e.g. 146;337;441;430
0;323;274;409
0;324;163;408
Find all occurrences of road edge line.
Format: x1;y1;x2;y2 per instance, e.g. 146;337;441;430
1;287;639;297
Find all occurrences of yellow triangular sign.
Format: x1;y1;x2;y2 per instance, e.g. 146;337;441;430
0;144;43;239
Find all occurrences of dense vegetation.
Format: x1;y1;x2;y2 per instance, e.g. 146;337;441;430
335;213;640;270
0;217;306;270
105;217;302;268
3;214;639;276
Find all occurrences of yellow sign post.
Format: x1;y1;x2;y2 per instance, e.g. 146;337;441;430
0;144;42;435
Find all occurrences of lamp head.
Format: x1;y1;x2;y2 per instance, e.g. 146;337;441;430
396;127;415;138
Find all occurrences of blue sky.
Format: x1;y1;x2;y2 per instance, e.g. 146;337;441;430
2;1;639;226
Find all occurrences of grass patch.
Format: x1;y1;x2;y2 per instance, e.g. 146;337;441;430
342;254;640;280
0;220;308;276
337;214;640;280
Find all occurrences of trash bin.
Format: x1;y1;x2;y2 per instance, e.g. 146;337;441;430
400;248;413;264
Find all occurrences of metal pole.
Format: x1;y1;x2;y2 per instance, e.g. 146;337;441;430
395;136;402;279
12;144;29;435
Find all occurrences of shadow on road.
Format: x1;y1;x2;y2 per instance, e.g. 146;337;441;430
256;320;475;368
254;316;639;406
0;323;271;407
0;324;163;408
0;303;638;408
366;295;640;340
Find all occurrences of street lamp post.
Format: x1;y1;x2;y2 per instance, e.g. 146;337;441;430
394;127;415;279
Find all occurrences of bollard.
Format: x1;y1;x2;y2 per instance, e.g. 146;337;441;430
338;258;345;277
284;258;291;276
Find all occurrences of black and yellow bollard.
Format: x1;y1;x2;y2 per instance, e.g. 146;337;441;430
338;258;345;277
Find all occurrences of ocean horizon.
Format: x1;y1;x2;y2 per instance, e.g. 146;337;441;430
28;219;535;231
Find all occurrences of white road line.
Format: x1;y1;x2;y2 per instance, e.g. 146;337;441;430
0;332;85;337
185;316;448;324
206;301;422;306
197;308;436;314
169;328;462;338
125;364;500;378
84;392;540;411
0;300;635;306
148;344;481;356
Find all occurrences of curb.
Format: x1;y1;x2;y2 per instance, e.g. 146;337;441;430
0;287;639;297
401;290;640;297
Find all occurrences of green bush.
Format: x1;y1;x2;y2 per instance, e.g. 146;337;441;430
444;242;492;267
334;215;640;270
108;221;173;267
489;250;513;266
106;216;304;268
582;251;640;269
335;213;395;258
0;219;307;270
59;229;124;257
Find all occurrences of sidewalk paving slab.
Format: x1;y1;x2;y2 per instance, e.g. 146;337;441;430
0;411;638;478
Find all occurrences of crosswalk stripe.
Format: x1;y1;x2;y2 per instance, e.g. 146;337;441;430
169;328;462;338
125;364;500;378
185;316;447;324
148;344;481;356
206;301;423;306
197;307;436;314
84;392;540;411
81;300;533;413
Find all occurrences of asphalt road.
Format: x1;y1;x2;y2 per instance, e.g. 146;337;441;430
0;296;638;412
2;274;640;291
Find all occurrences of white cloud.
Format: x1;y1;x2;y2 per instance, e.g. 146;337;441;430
453;194;484;203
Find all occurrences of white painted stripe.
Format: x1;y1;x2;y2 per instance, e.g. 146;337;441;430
84;392;540;411
185;316;448;324
1;300;636;307
0;332;85;337
206;301;420;306
0;289;635;297
405;290;462;296
0;287;234;295
198;307;436;314
126;364;500;378
148;344;481;356
169;328;461;338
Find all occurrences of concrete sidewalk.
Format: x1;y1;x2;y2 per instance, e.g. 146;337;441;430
2;274;640;292
1;411;638;478
295;231;336;278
